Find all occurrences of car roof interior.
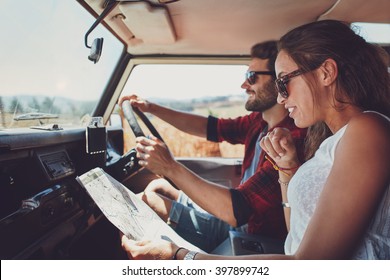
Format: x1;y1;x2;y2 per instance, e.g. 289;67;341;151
82;0;390;56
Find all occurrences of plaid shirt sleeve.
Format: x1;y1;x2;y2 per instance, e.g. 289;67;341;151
231;158;288;239
207;113;264;144
231;120;307;239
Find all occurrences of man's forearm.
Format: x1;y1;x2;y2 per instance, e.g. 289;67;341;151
149;103;208;138
165;161;237;226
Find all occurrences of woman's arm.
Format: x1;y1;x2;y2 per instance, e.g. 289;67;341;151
294;114;390;259
259;128;301;231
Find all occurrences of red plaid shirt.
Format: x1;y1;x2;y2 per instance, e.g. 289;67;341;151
207;112;307;240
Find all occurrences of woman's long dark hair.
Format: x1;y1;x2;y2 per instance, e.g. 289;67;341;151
278;20;390;159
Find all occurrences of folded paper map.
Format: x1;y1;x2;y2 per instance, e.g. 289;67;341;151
76;167;201;252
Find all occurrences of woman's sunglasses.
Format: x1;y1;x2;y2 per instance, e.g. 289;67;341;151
275;69;304;98
245;71;275;85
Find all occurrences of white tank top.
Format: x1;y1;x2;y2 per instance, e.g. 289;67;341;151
284;112;390;259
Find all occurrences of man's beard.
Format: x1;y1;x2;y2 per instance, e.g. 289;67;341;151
245;80;278;112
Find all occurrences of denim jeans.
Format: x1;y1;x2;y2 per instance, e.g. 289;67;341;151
168;191;247;252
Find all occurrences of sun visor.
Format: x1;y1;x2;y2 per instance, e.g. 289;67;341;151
118;2;176;45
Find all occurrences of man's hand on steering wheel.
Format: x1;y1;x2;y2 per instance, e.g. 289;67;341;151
118;96;180;188
120;97;164;142
119;94;152;114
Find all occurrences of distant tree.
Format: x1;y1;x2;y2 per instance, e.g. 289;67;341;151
41;97;54;112
68;100;77;116
79;101;96;117
39;97;60;114
50;105;61;114
29;97;41;112
168;102;194;112
0;96;5;127
9;97;24;113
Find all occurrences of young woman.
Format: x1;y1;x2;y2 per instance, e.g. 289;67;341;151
121;20;390;260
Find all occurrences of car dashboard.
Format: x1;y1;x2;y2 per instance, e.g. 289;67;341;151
0;126;126;259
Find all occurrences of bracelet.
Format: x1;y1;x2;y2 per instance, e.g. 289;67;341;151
265;155;300;176
183;251;198;260
172;247;185;260
278;178;289;188
282;202;290;208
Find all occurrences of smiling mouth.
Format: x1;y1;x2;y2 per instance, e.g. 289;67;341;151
287;107;296;117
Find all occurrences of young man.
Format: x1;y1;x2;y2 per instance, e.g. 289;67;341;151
120;41;307;252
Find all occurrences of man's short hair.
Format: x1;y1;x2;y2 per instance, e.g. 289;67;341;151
251;41;278;73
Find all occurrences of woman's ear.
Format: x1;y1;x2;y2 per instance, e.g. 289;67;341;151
320;58;338;86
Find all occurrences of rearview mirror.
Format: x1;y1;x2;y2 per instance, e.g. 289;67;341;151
84;0;118;64
88;38;104;64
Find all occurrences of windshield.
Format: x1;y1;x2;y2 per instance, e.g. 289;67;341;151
0;0;123;129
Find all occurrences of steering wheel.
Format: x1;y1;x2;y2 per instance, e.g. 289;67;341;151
120;100;165;142
120;100;179;187
106;100;167;181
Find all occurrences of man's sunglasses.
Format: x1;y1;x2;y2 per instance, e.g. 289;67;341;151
275;69;304;98
245;71;275;85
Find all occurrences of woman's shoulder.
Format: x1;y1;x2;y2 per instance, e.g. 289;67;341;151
344;111;390;145
362;111;390;122
349;111;389;129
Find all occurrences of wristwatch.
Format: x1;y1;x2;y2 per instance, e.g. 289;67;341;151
183;251;198;260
